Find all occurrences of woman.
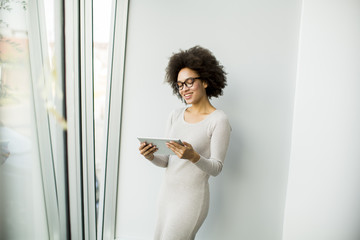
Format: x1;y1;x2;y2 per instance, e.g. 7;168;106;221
139;46;231;240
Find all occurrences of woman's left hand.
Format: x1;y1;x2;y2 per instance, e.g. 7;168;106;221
166;141;200;163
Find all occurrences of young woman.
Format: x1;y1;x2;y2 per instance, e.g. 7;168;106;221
139;46;231;240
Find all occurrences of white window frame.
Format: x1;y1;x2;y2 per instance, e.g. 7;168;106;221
27;0;68;239
97;0;130;239
64;0;97;239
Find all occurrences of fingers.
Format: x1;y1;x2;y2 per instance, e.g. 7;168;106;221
140;143;157;155
167;141;187;149
166;141;188;159
139;142;157;159
166;141;179;152
139;142;155;151
166;141;198;162
166;142;181;155
139;142;148;151
167;141;191;151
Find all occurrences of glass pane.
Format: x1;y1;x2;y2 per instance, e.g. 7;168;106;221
93;0;112;220
0;0;48;239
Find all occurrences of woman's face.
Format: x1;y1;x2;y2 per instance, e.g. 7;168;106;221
177;68;208;105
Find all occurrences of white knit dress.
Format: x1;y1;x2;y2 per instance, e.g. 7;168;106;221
150;107;231;240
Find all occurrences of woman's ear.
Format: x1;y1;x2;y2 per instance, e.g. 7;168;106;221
202;81;208;88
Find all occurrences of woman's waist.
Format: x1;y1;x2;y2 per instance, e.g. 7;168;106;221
164;168;209;187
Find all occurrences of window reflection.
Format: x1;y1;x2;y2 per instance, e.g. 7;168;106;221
0;1;48;238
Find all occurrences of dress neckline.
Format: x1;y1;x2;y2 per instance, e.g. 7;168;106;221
181;107;218;125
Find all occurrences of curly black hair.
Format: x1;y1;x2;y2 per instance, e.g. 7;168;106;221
165;46;227;100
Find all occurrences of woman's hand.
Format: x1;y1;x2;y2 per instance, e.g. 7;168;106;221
139;142;158;160
166;141;200;163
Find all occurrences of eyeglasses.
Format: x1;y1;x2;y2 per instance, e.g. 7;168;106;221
176;77;201;90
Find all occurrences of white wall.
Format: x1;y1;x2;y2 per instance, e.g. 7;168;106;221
282;1;360;239
114;0;301;239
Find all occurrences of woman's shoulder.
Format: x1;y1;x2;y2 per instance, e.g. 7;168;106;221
206;109;232;135
173;107;186;115
209;109;231;128
212;109;229;122
167;107;186;121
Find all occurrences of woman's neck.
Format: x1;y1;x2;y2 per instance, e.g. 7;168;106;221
187;99;215;115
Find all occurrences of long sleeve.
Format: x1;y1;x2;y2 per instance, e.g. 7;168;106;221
150;155;169;168
193;115;231;176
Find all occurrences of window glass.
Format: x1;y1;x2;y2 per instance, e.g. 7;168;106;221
93;0;112;218
0;1;48;238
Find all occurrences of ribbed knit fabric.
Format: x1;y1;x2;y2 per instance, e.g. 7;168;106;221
150;107;231;240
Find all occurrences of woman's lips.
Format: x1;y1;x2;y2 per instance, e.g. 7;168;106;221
183;93;192;100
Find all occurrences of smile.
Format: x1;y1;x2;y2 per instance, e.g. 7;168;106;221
183;93;192;99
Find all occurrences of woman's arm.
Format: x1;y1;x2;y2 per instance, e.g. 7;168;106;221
150;155;169;168
138;142;169;168
194;116;231;176
166;116;231;176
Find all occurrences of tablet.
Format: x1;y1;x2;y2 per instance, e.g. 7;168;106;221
137;137;183;155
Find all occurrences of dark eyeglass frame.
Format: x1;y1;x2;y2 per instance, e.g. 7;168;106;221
176;77;201;90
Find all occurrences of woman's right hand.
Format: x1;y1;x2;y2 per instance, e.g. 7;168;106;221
139;142;158;160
